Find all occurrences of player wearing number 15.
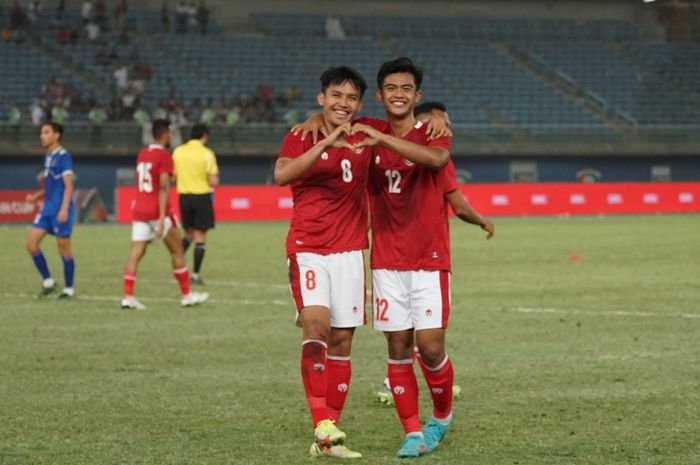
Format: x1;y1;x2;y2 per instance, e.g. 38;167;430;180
120;119;208;310
274;66;369;459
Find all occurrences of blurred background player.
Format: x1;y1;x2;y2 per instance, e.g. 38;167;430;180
274;66;371;460
25;122;76;300
172;124;219;285
376;102;495;406
121;119;209;310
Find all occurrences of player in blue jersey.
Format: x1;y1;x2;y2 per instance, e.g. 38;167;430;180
25;122;77;300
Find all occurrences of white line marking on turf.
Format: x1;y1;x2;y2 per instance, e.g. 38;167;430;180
510;307;700;320
76;277;289;290
0;292;288;306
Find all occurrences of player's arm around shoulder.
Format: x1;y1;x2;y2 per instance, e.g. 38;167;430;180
274;123;352;186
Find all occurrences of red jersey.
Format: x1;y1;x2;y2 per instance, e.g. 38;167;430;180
368;121;453;271
279;131;372;256
132;144;174;222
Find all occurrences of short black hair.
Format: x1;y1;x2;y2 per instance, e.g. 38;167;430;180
320;65;367;98
190;123;209;140
41;121;63;139
152;118;170;140
414;101;446;116
376;57;423;91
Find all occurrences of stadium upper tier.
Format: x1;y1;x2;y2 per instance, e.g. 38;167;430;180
1;9;699;130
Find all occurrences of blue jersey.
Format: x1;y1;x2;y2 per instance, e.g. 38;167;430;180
41;146;75;216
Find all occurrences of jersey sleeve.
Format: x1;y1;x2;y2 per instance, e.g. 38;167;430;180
356;117;390;133
441;159;459;194
161;150;174;176
206;149;219;175
60;152;74;176
278;131;306;159
428;134;451;152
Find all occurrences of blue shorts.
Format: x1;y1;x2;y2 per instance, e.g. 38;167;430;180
32;210;75;238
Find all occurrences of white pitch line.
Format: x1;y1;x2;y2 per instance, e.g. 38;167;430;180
510;307;700;320
75;276;289;290
0;292;288;306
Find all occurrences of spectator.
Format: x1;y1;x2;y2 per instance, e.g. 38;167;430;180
199;98;215;126
325;14;346;40
26;1;41;27
50;104;68;125
9;1;24;30
161;0;170;32
94;0;105;25
8;102;22;125
175;0;186;33
186;1;196;33
31;99;45;125
133;104;150;126
114;0;127;35
113;64;128;90
81;0;92;23
88;104;107;126
86;20;100;41
56;24;70;44
196;0;208;34
224;103;240;127
1;25;12;41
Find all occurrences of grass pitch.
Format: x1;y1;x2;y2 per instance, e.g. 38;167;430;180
0;215;698;465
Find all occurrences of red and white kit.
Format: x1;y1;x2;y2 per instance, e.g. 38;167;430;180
280;131;371;327
368;121;455;331
131;144;178;241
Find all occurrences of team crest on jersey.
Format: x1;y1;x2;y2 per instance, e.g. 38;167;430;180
321;152;329;160
432;252;439;259
375;155;380;165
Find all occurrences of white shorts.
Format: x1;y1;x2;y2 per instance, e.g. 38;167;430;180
131;216;177;242
372;269;451;332
287;250;366;328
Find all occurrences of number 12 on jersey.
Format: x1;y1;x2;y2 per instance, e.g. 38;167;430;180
375;298;389;321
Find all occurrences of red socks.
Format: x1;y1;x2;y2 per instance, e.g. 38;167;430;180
301;340;328;426
123;272;136;296
419;355;454;420
326;356;351;423
173;266;191;295
388;360;422;434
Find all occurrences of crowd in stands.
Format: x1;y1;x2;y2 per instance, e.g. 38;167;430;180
7;71;303;127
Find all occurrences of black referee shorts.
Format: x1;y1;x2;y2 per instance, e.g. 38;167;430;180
179;193;215;231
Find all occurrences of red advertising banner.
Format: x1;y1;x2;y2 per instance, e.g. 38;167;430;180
115;182;700;223
0;191;41;223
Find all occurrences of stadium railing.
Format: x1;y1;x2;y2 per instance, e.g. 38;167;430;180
2;123;699;157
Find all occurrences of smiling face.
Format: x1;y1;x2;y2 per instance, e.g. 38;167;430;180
376;72;423;120
317;80;363;129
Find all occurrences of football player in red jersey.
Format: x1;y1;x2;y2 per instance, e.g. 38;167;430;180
375;101;494;411
350;58;460;458
274;66;369;460
121;119;208;310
